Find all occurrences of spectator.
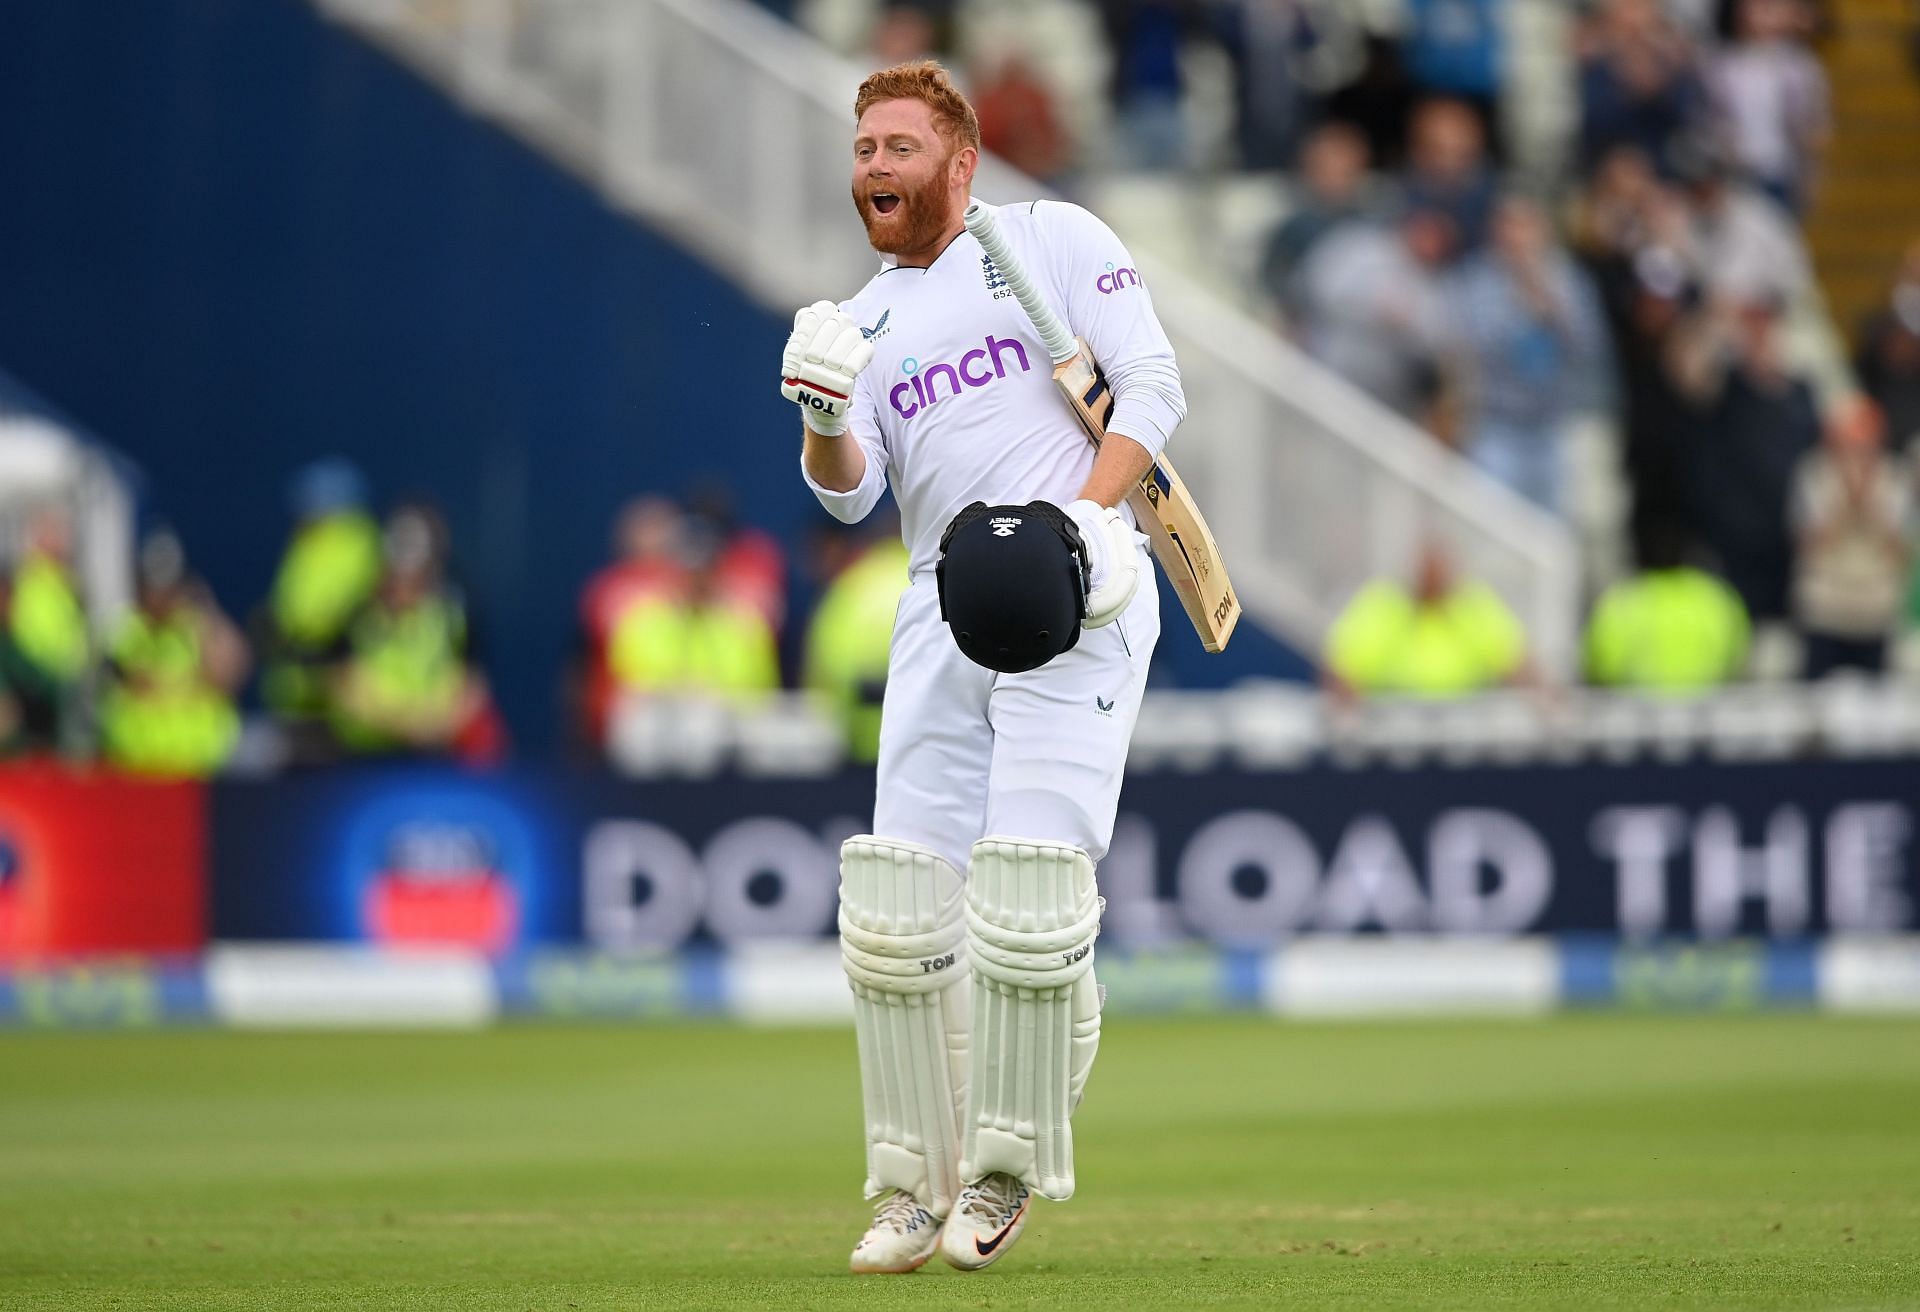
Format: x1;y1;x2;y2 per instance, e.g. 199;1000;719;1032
1608;245;1710;569
1099;0;1202;170
804;528;909;763
1;506;90;754
1324;538;1528;698
1568;144;1677;267
1213;0;1322;170
1669;293;1822;621
685;484;787;631
1322;33;1418;166
1854;238;1920;454
99;530;248;778
1402;97;1498;253
576;497;690;746
1579;0;1706;172
1451;195;1612;514
608;533;779;706
1706;0;1830;214
331;504;500;762
971;50;1073;184
868;3;938;66
1401;0;1503;137
1673;135;1813;306
1789;397;1913;676
1260;122;1387;318
257;459;382;753
1586;521;1751;689
1293;206;1457;431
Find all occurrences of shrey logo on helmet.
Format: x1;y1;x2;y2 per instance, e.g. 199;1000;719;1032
989;517;1021;537
889;335;1034;421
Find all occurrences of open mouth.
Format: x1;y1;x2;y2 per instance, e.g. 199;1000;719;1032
872;193;900;216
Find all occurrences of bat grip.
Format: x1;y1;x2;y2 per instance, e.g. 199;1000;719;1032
963;201;1076;364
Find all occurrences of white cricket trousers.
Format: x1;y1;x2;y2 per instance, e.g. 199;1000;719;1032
872;552;1159;872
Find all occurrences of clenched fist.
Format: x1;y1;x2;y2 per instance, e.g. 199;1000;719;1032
781;300;875;436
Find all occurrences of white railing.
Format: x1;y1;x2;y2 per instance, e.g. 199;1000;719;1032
600;678;1920;779
317;0;1581;674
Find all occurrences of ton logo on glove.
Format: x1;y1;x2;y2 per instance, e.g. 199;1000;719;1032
781;299;874;438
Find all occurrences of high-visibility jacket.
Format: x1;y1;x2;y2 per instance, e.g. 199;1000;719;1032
1586;568;1750;691
609;596;778;702
331;594;469;751
270;512;382;648
100;608;239;777
263;511;383;719
9;551;88;683
1326;579;1525;697
804;541;908;762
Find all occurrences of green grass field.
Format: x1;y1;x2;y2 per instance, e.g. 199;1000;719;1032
2;1014;1917;1310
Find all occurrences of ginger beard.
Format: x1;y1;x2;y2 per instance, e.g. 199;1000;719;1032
853;147;958;259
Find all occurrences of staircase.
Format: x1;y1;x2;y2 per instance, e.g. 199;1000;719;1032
1807;0;1920;340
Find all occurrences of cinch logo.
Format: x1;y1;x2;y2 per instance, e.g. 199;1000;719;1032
889;335;1032;420
1097;261;1142;295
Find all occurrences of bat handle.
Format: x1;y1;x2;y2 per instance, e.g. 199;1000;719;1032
963;200;1077;365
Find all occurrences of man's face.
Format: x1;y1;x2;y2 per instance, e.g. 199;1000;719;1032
852;98;959;258
1409;101;1483;182
1301;127;1366;203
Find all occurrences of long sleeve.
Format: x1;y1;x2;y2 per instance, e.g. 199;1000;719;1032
801;369;890;523
1034;201;1187;459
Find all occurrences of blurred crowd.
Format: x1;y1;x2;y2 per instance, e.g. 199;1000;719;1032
757;0;1920;701
0;460;506;779
572;492;906;764
0;452;914;778
1268;0;1841;528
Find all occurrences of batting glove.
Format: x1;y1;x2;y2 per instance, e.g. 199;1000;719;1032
781;300;874;436
1066;498;1139;628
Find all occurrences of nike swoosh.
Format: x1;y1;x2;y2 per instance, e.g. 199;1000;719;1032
973;1208;1023;1257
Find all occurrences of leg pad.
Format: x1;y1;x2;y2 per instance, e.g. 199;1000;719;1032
958;836;1103;1201
840;835;971;1216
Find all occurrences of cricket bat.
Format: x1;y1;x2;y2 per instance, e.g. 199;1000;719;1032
963;201;1240;653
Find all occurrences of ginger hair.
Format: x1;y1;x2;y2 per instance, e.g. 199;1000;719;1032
853;60;982;153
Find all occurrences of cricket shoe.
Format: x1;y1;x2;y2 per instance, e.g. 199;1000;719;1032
939;1172;1032;1270
849;1190;942;1274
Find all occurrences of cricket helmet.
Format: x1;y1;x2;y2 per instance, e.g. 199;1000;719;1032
936;500;1089;674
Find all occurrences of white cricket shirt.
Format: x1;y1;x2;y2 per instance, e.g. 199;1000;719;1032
803;199;1186;575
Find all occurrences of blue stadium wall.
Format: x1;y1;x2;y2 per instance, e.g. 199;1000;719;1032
0;0;806;751
0;0;1306;751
